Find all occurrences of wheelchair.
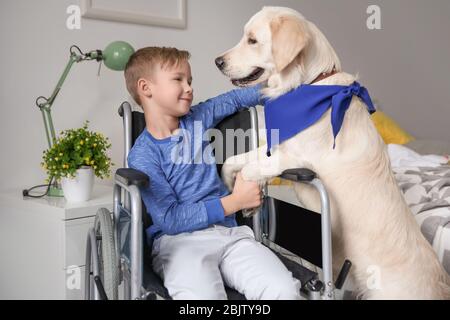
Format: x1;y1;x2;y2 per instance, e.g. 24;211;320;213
85;101;352;300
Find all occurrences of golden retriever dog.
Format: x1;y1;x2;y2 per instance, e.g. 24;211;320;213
216;6;450;299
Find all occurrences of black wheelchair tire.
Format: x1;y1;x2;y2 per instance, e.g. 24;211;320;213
94;208;119;300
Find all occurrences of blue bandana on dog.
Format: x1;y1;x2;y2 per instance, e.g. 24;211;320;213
264;81;376;156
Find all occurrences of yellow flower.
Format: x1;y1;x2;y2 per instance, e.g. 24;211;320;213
59;153;63;157
93;143;97;147
80;140;84;145
90;160;95;165
55;157;59;161
94;165;97;169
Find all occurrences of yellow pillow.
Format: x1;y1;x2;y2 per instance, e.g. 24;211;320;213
268;177;293;186
371;111;414;145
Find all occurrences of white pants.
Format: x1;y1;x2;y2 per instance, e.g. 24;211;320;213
151;224;302;300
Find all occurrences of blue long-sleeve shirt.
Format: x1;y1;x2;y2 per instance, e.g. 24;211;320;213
127;86;262;241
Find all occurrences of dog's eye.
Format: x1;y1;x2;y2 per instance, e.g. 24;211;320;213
248;38;258;45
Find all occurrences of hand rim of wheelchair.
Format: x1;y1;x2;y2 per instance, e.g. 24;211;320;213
86;208;119;300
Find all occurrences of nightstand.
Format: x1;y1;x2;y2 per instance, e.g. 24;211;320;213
0;184;113;299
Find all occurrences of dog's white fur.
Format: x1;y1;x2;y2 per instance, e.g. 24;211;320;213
218;6;450;299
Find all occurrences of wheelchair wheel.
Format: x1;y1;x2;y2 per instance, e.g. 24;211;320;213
94;208;119;300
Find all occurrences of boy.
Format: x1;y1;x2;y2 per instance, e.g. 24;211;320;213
125;47;301;300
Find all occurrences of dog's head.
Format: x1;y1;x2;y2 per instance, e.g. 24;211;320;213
216;7;341;96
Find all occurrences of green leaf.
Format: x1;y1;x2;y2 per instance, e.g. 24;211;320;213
41;121;112;181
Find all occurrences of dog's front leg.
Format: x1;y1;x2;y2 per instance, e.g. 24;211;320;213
240;148;296;217
240;148;293;183
221;147;263;192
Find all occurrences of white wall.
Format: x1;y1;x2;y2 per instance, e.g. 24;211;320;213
1;0;449;191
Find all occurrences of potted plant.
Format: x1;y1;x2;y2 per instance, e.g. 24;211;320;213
41;121;113;202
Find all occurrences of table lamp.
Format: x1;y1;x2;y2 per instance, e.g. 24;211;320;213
32;41;135;197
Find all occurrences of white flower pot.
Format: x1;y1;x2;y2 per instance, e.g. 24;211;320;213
61;166;94;203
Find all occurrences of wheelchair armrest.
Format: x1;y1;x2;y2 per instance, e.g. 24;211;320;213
280;168;317;182
115;168;149;189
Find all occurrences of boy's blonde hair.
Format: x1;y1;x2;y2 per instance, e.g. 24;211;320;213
124;47;191;106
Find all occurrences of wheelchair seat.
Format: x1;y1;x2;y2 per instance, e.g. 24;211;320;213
141;241;318;300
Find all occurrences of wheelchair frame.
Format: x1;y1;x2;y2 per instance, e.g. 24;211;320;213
85;101;349;300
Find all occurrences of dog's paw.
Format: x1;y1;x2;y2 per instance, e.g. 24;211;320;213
241;164;261;182
241;166;268;189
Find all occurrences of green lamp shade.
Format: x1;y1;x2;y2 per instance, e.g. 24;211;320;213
102;41;135;71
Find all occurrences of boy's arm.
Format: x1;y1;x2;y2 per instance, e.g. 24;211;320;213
190;84;263;129
129;158;227;235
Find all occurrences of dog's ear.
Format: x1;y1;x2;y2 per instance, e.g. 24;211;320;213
270;15;310;72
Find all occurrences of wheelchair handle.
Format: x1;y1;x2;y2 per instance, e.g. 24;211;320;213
280;168;316;182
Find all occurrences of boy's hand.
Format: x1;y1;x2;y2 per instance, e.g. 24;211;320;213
221;172;262;216
232;172;262;210
220;172;262;216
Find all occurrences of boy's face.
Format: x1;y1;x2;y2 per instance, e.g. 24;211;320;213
148;60;194;117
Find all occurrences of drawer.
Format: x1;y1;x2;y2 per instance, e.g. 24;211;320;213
64;216;95;268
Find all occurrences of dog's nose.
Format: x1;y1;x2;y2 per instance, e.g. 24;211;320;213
215;57;225;70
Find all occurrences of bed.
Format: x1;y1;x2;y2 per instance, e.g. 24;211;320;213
389;140;450;274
